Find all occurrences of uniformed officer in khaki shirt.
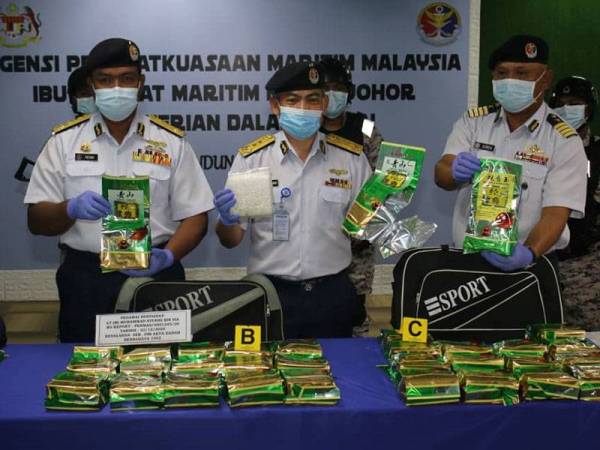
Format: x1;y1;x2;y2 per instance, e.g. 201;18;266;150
25;38;213;342
435;35;587;272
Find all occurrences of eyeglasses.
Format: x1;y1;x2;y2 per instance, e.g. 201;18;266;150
92;72;140;88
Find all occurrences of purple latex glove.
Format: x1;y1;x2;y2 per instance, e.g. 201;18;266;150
66;191;111;220
213;188;240;226
481;243;535;272
451;152;481;183
122;248;174;277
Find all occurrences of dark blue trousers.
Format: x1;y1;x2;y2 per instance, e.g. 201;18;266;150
267;270;359;339
56;245;184;343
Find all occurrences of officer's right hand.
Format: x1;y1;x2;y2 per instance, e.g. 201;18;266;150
66;191;111;221
451;152;481;183
213;188;240;226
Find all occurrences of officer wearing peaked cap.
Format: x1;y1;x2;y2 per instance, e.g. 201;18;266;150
25;38;214;342
214;61;372;338
435;35;587;273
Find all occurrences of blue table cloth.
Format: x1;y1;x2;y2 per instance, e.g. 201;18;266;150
1;339;600;449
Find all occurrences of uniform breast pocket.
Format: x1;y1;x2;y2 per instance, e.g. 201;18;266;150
320;186;351;227
65;161;105;198
133;163;172;208
520;161;548;203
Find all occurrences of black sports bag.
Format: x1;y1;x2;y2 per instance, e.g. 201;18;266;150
114;274;284;341
391;246;563;342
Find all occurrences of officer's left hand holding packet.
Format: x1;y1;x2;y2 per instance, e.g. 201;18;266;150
343;141;436;257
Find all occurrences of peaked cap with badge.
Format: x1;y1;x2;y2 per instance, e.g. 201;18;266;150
87;37;141;73
265;61;323;95
488;34;549;69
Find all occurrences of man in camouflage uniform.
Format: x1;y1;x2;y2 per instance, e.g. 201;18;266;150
318;57;383;336
560;242;600;330
548;76;600;329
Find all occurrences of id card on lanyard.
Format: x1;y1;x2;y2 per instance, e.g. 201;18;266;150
273;187;291;241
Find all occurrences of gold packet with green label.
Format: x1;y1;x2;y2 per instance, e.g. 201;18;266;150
463;158;522;256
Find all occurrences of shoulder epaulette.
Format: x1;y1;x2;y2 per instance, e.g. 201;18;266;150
148;115;185;137
326;134;362;155
467;104;500;119
547;113;578;139
238;134;275;157
51;114;90;135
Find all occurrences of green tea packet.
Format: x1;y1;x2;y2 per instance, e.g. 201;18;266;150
463;158;522;256
71;345;124;362
399;373;461;406
100;175;151;271
45;371;109;411
109;374;163;411
225;369;285;407
521;372;580;401
283;374;340;405
492;340;548;359
162;372;221;408
343;142;426;238
459;372;520;406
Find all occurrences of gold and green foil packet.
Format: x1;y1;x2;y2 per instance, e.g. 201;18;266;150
45;371;109;411
274;340;323;359
71;345;123;362
525;323;586;344
170;359;224;377
443;343;495;361
177;342;224;362
226;370;285;407
463;158;522;256
275;355;331;377
450;356;505;373
492;340;547;359
521;372;580;401
101;175;151;271
109;374;163;411
283;374;340;405
506;357;562;379
460;372;520;406
548;342;600;361
343;142;426;238
399;373;461;406
162;372;220;408
67;358;119;376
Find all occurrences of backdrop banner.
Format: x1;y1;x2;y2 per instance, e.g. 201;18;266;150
1;0;469;269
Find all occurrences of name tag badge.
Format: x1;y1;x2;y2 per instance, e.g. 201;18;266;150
473;142;495;152
75;153;98;161
273;206;289;241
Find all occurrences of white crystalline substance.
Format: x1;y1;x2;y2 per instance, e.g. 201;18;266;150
225;167;273;218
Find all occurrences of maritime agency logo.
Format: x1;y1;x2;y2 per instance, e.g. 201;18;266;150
0;3;41;48
417;2;461;46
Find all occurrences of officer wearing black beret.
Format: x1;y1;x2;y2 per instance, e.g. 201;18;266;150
67;66;96;116
25;38;213;342
435;34;587;273
214;61;372;338
550;76;600;257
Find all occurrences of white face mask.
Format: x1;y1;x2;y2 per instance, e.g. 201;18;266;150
94;87;139;121
554;104;587;130
492;70;546;113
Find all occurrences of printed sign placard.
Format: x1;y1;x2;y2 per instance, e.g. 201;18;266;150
95;310;192;346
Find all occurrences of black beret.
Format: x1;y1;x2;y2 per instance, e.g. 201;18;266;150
87;38;141;73
488;35;549;69
550;75;598;120
67;66;89;97
318;57;354;90
265;62;323;94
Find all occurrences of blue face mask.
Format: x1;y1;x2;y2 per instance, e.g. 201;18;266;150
76;96;97;115
278;106;322;140
94;87;139;121
554;104;587;130
324;90;349;119
492;71;545;113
